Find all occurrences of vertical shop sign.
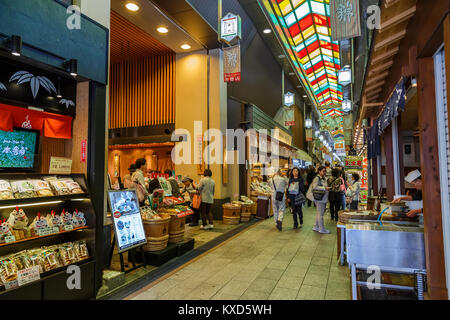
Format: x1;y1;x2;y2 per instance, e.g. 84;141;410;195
224;45;241;82
305;129;313;141
330;0;361;41
81;139;87;163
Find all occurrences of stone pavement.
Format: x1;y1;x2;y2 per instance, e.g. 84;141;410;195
128;205;351;300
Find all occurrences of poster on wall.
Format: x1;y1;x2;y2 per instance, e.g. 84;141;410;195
108;190;147;253
224;44;241;82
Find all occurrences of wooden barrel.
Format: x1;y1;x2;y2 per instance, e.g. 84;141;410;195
168;214;186;243
223;216;240;225
142;216;170;251
240;212;252;222
240;203;252;222
222;203;241;219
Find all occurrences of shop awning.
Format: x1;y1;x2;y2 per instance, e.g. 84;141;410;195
0;104;72;139
295;149;312;163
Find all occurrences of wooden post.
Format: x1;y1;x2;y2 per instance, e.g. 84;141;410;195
372;157;379;196
417;57;448;300
383;125;395;200
396;114;405;194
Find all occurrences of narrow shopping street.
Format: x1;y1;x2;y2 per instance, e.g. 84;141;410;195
127;206;350;300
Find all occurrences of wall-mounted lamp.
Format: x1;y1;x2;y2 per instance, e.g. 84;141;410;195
5;35;22;57
64;59;78;77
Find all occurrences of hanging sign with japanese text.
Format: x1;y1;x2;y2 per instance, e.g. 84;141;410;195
81;139;87;163
224;45;241;82
330;0;361;41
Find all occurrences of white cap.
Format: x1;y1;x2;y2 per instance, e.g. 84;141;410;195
405;169;421;184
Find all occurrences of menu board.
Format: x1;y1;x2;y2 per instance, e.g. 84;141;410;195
108;190;147;253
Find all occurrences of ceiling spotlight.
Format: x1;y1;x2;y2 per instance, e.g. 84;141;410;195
125;2;139;11
64;59;78;77
157;27;169;34
180;44;191;50
303;95;307;98
263;29;271;34
5;35;22;57
278;54;285;59
289;72;295;76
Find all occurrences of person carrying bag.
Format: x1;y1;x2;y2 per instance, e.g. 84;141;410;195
307;166;331;234
288;167;306;229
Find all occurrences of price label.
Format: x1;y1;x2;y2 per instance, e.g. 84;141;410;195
37;227;52;237
4;279;19;290
64;224;73;232
17;266;40;287
52;227;60;234
4;235;16;243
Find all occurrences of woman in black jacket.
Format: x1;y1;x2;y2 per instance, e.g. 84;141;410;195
306;166;317;207
288;167;306;229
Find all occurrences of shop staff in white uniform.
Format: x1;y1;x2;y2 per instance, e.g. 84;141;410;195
392;169;423;218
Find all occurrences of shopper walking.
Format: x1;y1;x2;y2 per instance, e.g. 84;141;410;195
307;166;331;234
287;167;306;229
339;170;347;210
132;158;149;204
327;168;343;221
270;169;288;231
197;169;215;230
306;166;317;207
181;176;200;226
347;173;361;210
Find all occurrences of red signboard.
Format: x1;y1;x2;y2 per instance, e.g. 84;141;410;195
224;73;241;82
285;121;295;126
81;139;87;163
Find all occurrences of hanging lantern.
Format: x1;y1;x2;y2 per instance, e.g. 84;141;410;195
342;99;352;112
284;91;295;107
305;118;312;128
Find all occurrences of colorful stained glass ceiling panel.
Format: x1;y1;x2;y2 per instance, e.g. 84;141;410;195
271;0;342;108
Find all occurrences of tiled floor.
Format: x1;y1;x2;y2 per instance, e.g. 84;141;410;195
128;206;351;300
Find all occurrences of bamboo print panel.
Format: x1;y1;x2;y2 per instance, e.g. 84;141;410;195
109;53;175;129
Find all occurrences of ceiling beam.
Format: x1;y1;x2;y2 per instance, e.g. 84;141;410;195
366;93;380;101
369;60;394;75
365;88;382;96
366;71;389;85
380;5;416;33
375;29;407;51
371;47;399;64
363;102;384;108
384;0;401;8
365;80;386;92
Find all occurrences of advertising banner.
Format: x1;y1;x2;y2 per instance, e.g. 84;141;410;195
224;45;241;82
330;0;361;41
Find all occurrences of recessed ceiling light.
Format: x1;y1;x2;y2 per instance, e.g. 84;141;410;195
278;54;285;59
125;2;139;11
303;95;307;98
157;27;169;34
289;72;295;76
263;29;271;34
181;44;191;50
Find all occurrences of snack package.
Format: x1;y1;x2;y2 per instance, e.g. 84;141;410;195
42;176;58;182
41;248;61;272
29;213;49;231
71;209;86;228
46;210;63;231
27;249;44;273
6;206;28;230
32;180;54;197
0;257;18;282
0;219;13;243
58;243;77;266
11;180;36;199
0;180;14;200
73;241;89;261
48;180;70;195
59;179;84;194
11;252;31;271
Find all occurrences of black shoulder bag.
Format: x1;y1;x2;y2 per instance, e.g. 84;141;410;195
273;179;284;201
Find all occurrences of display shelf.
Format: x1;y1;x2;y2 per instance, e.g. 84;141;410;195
0;193;90;207
0;226;88;248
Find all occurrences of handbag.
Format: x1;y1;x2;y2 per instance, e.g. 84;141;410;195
273;180;284;201
192;193;201;209
339;178;346;192
312;177;326;201
294;192;306;206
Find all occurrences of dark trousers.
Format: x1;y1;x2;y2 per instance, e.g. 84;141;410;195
289;195;304;226
350;200;359;210
329;199;341;220
200;202;213;226
191;208;200;223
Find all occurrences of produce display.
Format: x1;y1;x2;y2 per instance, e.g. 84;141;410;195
0;207;87;244
250;181;272;194
0;177;84;200
140;207;171;221
0;240;89;285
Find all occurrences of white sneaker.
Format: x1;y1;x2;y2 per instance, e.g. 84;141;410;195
319;229;331;234
209;224;214;229
200;225;204;229
312;226;319;232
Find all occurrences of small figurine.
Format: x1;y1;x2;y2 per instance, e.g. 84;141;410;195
72;209;86;228
6;206;28;230
0;219;13;243
46;210;63;230
31;212;49;230
61;209;73;226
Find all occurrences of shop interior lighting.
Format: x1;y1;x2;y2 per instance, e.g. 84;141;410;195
411;77;417;87
5;35;22;57
0;201;63;210
125;2;140;11
263;28;271;34
289;72;295;76
157;27;169;34
278;54;285;59
64;59;78;77
180;44;191;50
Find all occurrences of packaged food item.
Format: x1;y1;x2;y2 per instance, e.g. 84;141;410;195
32;180;54;197
0;219;13;243
0;180;14;200
0;257;18;282
11;252;31;271
58;243;77;266
11;180;36;199
29;213;49;231
73;241;89;261
46;211;63;231
59;179;84;194
27;249;44;273
6;206;28;230
41;248;61;272
48;180;70;195
71;209;86;228
42;176;58;182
